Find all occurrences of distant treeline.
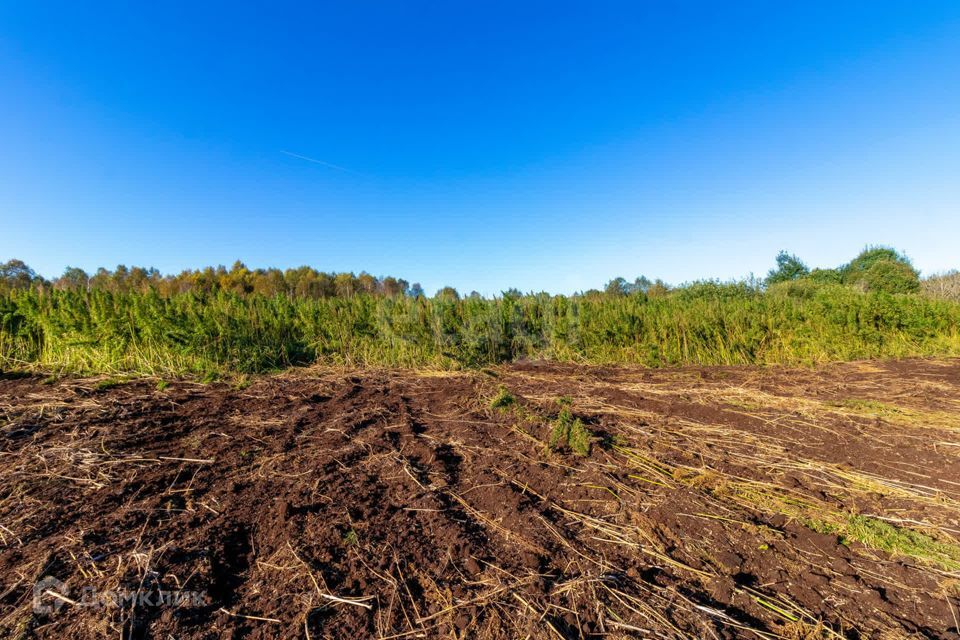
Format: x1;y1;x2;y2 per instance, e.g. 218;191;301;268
1;247;959;376
0;260;428;298
1;246;958;301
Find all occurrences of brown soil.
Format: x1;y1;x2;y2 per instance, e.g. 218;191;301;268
2;359;960;639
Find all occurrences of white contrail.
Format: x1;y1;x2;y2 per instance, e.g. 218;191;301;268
280;150;363;175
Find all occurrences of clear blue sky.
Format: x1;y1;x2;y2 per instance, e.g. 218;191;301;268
2;2;959;294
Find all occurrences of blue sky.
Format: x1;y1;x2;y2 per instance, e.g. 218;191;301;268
1;2;959;294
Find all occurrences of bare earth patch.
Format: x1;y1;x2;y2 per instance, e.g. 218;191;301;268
2;358;960;638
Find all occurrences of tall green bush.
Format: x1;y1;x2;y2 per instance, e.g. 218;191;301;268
2;284;959;376
841;246;920;293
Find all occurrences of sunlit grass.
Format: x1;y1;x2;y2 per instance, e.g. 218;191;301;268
807;515;960;571
3;285;960;376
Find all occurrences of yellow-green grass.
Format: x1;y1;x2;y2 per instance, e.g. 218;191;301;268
5;284;960;376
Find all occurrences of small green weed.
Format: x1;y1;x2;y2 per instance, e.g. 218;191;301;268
490;385;515;409
549;401;591;457
803;518;840;537
806;514;960;571
845;515;960;571
829;398;901;415
95;378;124;391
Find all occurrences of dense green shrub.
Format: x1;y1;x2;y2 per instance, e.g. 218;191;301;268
765;251;809;285
859;260;921;294
806;268;843;285
2;284;959;376
843;247;911;278
841;246;920;293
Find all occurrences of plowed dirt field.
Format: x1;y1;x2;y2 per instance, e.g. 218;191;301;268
2;359;960;639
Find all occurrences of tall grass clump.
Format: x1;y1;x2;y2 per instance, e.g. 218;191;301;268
3;283;960;376
548;398;592;457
